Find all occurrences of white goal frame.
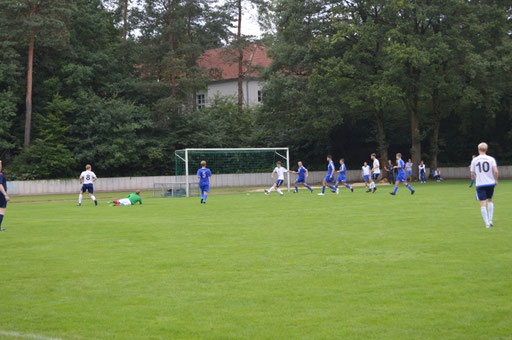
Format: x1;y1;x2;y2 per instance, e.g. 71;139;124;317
175;147;291;197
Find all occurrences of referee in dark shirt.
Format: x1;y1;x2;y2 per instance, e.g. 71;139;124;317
0;160;10;231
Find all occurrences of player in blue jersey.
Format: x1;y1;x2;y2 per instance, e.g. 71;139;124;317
197;160;212;204
332;158;354;194
318;155;337;195
389;153;415;195
0;160;9;231
290;161;313;193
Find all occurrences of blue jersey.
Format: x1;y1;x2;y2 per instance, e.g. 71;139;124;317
0;172;6;192
396;159;405;176
197;168;212;185
298;166;307;179
339;164;346;173
327;161;335;176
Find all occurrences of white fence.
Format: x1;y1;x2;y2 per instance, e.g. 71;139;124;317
7;166;512;196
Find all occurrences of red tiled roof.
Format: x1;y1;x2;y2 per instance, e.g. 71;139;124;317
198;44;271;81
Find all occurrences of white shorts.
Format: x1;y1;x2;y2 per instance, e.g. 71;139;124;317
118;198;131;206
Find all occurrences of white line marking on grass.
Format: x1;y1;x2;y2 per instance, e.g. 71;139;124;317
0;330;61;340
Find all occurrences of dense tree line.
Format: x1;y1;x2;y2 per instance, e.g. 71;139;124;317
0;0;510;179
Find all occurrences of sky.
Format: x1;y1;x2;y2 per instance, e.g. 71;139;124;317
234;1;263;37
115;1;263;38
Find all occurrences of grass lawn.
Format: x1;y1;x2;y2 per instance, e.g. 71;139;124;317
1;180;511;339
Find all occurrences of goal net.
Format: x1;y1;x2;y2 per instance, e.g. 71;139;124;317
174;148;290;197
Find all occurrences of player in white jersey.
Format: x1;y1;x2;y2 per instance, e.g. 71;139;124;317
470;143;498;228
361;162;371;189
77;164;98;206
367;153;380;193
265;161;288;196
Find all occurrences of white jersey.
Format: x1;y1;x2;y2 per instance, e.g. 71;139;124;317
80;170;97;184
273;167;288;180
362;165;371;176
418;164;426;172
470;155;497;187
372;159;380;174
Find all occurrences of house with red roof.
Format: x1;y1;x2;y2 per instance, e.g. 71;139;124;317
196;44;272;108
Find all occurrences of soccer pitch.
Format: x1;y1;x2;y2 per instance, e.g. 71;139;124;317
1;181;511;339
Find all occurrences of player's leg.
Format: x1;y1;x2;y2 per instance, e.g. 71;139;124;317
270;182;277;192
265;182;276;195
78;187;84;206
87;185;98;205
0;206;6;231
294;180;299;193
331;181;339;194
403;181;415;194
478;191;490;228
390;180;400;195
319;178;327;195
276;180;284;196
304;182;313;192
343;181;354;192
402;178;415;195
487;199;494;226
203;187;209;203
486;186;495;226
329;177;337;192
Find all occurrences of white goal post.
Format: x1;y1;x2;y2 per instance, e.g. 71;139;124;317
174;148;291;197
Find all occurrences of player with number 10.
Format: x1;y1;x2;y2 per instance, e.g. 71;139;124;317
470;143;498;228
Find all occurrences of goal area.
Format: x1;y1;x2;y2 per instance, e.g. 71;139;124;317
174;148;290;197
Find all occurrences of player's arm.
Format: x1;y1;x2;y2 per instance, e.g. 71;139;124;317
0;178;9;201
79;174;84;184
93;175;97;182
305;170;309;178
493;165;498;185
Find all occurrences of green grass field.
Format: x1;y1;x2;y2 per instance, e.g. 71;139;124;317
1;181;511;339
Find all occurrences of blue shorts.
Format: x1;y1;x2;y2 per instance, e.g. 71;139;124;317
476;185;494;201
275;179;284;188
324;175;334;183
296;177;306;184
81;184;94;194
364;175;370;181
396;173;407;183
336;175;346;183
406;169;413;176
200;184;210;193
0;193;7;209
372;173;380;180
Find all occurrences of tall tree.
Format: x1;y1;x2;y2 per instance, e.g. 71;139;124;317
122;0;129;42
310;0;401;165
385;0;433;177
1;0;73;149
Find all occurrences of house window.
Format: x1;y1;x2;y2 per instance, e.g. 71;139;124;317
197;94;206;109
257;90;262;103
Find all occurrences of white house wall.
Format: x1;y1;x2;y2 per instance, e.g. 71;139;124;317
198;79;264;107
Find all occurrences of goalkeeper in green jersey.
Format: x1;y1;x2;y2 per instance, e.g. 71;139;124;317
109;190;143;206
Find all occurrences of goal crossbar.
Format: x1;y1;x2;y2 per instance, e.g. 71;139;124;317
175;147;290;197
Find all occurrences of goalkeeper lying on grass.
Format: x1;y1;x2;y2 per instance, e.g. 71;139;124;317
109;190;143;206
